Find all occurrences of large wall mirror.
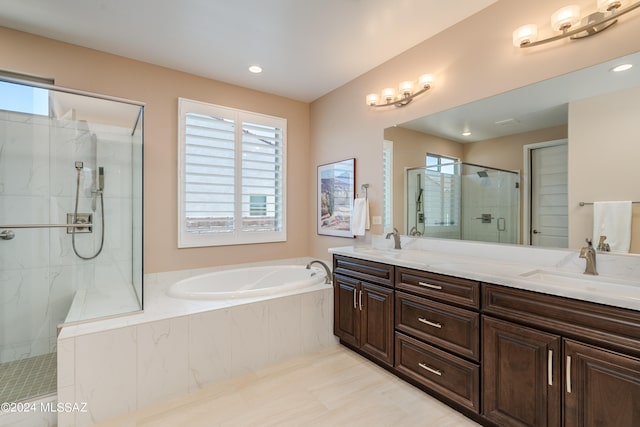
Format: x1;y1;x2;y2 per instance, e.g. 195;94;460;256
384;51;640;254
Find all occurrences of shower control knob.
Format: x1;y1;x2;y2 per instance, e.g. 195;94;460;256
0;230;15;240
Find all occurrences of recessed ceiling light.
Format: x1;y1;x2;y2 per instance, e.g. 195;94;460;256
249;65;263;74
611;64;633;73
462;131;472;136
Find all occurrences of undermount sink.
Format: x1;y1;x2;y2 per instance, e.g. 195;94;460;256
519;269;640;296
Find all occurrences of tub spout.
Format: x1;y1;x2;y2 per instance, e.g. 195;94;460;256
306;260;332;284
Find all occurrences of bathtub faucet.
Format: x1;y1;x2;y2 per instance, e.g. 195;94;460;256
306;260;332;284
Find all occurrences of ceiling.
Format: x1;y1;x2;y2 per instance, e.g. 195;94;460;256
0;0;496;102
399;51;640;143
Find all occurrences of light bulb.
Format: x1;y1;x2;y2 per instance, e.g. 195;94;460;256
382;88;396;101
418;74;433;88
366;93;379;106
551;5;581;31
512;24;538;47
399;81;414;95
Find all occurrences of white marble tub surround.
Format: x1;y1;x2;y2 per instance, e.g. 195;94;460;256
56;257;335;427
330;236;640;311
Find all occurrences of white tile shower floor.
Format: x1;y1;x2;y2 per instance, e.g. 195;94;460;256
96;345;480;427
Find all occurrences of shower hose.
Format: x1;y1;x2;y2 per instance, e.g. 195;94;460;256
72;167;105;260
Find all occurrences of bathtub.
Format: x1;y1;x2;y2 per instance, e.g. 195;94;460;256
167;264;329;300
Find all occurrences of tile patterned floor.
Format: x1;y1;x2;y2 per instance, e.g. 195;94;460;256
0;352;57;403
96;345;481;427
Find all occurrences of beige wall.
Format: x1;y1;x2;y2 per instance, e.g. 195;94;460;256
463;125;567;172
1;26;311;273
568;86;640;253
309;0;640;258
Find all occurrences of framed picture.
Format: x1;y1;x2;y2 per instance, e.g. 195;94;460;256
317;158;355;237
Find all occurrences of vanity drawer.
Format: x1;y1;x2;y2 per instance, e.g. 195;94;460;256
396;267;479;309
482;283;640;357
395;332;479;413
396;292;479;361
333;255;394;288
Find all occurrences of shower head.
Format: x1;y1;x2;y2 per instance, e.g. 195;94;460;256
477;170;489;178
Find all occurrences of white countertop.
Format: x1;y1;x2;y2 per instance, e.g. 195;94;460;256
329;237;640;311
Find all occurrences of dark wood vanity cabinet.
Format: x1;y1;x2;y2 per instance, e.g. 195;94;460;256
333;255;395;367
394;267;481;413
483;284;640;427
563;339;640;427
483;316;561;427
333;254;640;427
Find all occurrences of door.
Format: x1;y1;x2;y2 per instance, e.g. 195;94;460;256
333;274;359;347
360;282;394;366
564;339;640;427
483;316;561;427
530;143;568;248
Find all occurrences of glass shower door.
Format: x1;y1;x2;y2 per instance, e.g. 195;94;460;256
0;78;143;403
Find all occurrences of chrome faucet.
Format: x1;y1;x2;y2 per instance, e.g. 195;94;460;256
409;226;422;237
306;260;332;284
385;227;402;249
579;238;598;275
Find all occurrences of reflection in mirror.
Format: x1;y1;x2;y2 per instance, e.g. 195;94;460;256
384;51;640;253
406;162;520;245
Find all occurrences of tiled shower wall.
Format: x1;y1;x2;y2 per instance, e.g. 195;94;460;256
0;110;138;363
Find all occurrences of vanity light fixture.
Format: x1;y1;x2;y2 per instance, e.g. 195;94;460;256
366;74;433;108
513;0;640;48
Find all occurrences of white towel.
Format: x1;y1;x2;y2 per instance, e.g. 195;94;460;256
593;201;632;253
351;197;370;236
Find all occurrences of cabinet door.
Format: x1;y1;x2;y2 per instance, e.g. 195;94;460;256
483;316;561;427
564;339;640;427
360;282;394;366
333;274;359;348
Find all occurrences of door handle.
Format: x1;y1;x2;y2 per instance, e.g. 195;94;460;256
566;355;572;393
358;290;363;311
353;288;357;309
532;229;541;234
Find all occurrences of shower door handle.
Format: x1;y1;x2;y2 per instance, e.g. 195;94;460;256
497;218;506;231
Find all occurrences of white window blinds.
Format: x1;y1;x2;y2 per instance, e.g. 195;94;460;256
178;98;286;247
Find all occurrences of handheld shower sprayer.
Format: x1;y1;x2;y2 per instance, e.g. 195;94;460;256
72;161;105;260
92;167;105;212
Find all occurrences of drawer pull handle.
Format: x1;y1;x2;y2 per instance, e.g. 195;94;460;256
566;356;572;393
418;363;442;376
548;350;553;386
418;282;442;290
418;318;442;329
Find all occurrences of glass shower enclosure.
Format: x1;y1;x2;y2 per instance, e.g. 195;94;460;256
0;78;143;403
407;162;520;244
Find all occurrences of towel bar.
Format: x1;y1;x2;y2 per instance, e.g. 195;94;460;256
579;201;640;206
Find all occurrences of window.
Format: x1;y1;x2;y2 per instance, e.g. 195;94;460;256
424;153;460;227
0;74;51;116
382;140;393;231
178;98;286;247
